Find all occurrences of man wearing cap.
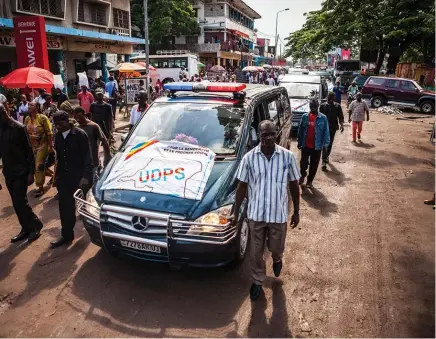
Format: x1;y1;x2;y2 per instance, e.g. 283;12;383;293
51;110;92;248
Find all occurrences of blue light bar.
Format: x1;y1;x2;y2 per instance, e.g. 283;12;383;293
163;82;194;91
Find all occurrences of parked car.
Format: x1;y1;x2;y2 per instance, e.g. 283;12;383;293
361;76;435;113
353;75;369;89
74;83;293;268
279;74;328;132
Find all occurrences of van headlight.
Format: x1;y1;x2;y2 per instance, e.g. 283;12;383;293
187;205;232;235
85;190;100;220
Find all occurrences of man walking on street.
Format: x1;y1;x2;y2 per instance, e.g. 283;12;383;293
105;76;119;120
297;99;330;188
51;111;93;248
0;104;43;243
74;107;111;185
77;85;94;113
333;81;342;104
232;120;301;301
348;92;369;143
320;92;344;170
90;88;113;140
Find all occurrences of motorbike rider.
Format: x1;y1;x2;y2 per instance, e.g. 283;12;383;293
347;81;359;107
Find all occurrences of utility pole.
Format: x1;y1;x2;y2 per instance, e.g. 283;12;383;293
275;8;289;64
143;0;150;102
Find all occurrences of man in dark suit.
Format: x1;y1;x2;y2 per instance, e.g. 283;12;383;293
51;111;93;248
0;104;43;243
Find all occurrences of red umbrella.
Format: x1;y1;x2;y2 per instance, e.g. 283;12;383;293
135;62;156;71
0;66;54;89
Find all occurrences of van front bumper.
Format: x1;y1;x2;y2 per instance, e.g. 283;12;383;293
75;190;238;267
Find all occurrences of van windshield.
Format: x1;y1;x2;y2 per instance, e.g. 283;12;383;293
282;82;319;99
126;102;244;155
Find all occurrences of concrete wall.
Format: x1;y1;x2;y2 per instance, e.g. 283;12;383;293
204;4;225;17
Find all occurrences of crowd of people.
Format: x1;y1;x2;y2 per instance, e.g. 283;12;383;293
245;68;286;85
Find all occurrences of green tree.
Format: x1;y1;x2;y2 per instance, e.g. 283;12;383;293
131;0;199;43
284;0;435;73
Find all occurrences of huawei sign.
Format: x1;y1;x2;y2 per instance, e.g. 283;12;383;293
13;16;49;69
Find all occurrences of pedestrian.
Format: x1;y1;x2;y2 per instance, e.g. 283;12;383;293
348;92;369;143
50;111;93;248
129;90;149;130
55;88;68;109
320;92;344;170
74;107;111;184
231;120;300;300
0;104;43;243
297;98;330;188
33;88;46;106
24;101;54;197
41;93;58;119
267;74;276;86
348;81;358;97
105;76;119;120
17;94;29;124
90;88;113;140
332;81;342;104
77;85;94;114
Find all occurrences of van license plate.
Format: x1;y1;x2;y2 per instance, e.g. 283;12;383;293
120;240;162;253
292;122;299;127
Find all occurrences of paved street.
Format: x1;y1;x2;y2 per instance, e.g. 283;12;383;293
0;109;434;337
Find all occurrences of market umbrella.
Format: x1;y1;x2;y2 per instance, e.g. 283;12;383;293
210;65;226;73
197;62;206;68
262;64;272;69
0;66;54;89
110;62;146;73
135;62;156;71
242;66;260;72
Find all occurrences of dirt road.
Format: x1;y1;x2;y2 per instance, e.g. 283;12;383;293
0;109;434;337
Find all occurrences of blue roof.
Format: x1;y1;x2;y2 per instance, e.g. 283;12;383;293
0;17;143;44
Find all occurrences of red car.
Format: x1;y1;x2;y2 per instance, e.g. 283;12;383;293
361;76;435;113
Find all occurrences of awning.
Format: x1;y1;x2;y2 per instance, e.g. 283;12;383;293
228;29;249;39
86;58;117;70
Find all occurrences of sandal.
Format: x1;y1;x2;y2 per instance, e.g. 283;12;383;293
306;182;314;189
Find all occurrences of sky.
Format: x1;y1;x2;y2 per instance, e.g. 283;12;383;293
244;0;323;51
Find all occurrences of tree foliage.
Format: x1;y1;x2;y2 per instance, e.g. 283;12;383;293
131;0;199;43
284;0;435;72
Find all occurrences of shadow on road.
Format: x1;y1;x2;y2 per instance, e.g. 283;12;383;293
64;250;251;337
301;186;338;217
10;235;89;308
352;141;375;149
247;280;292;338
0;241;30;282
323;163;351;187
0;205;14;219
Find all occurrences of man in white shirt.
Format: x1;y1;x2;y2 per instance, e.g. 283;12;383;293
17;94;29;124
33;89;46;106
129;91;148;130
267;75;276;86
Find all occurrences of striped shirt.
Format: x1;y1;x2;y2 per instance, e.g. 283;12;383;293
236;145;301;223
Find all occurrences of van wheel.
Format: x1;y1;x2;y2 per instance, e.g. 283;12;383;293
420;101;435;114
371;96;384;108
233;216;249;265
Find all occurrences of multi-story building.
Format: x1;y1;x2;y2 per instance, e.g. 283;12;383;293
0;0;143;92
149;0;261;69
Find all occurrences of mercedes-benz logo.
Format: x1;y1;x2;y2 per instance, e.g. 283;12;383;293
131;216;150;231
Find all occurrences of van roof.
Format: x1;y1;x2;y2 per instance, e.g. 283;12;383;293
280;74;321;84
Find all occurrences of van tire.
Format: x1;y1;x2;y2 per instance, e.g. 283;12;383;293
371;96;384;108
420;100;435;114
232;210;249;266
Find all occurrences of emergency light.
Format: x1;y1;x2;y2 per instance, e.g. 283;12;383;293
163;82;246;93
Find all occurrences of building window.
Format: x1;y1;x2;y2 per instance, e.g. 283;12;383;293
77;0;108;26
186;35;198;44
113;8;129;29
18;0;64;19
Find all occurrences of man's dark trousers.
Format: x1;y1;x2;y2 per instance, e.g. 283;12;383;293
57;178;81;240
300;148;322;183
5;175;43;233
322;128;337;162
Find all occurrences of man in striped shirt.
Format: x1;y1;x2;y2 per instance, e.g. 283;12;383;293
231;120;301;301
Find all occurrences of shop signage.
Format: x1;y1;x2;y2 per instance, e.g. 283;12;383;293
0;32;62;49
13;16;49;69
65;40;133;54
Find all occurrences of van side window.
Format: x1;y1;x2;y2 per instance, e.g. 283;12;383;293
266;96;284;127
